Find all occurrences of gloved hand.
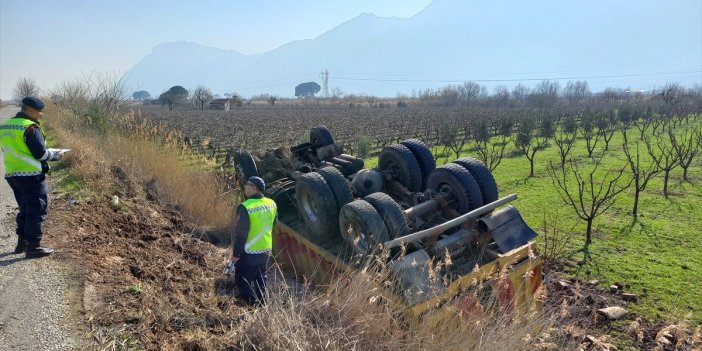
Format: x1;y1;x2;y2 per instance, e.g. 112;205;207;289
223;261;236;275
48;150;62;161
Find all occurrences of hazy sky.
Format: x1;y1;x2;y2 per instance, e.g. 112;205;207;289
0;0;432;99
1;0;700;100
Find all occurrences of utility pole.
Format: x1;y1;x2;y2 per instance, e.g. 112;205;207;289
320;69;330;98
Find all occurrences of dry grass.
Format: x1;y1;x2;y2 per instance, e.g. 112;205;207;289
48;104;233;228
224;260;575;351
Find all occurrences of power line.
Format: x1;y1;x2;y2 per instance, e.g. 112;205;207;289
330;59;702;77
333;70;702;83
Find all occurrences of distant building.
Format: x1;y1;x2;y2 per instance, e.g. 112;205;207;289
209;98;231;111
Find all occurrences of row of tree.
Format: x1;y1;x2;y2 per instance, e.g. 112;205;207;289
412;80;698;109
430;106;701;244
130;82;321;110
143;85;278;110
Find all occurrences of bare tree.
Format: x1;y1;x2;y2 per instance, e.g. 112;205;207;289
511;84;530;106
471;117;508;171
475;135;509;172
659;83;685;106
444;125;471;160
89;72;128;116
645;130;681;197
457;81;485;106
595;111;618;152
527;80;560;108
268;95;278;106
51;72;127;126
191;85;213;110
634;107;655;140
616;105;635;134
671;127;701;181
562;80;591;105
491;86;511;107
601;87;624;102
514;115;551;177
622;134;661;219
554;115;578;166
159;91;177;110
438;86;460;106
51;78;90;116
579;110;603;158
548;158;631;244
331;87;344;100
13;77;41;103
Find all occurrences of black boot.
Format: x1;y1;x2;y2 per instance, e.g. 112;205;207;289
14;237;27;254
25;243;54;259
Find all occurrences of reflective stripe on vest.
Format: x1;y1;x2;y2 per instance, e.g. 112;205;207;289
242;197;277;254
0;118;43;177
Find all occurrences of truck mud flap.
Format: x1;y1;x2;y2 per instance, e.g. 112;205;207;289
476;205;537;252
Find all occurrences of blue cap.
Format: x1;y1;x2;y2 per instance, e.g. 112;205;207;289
22;96;45;111
248;176;265;192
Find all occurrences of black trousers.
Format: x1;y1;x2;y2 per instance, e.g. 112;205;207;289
234;261;268;305
6;175;48;245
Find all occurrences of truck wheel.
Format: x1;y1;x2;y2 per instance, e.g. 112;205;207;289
234;150;258;184
317;166;353;211
351;169;384;197
339;199;389;255
452;157;498;205
427;163;483;214
310;125;335;147
363;192;409;239
378;144;423;192
400;139;436;190
296;172;339;242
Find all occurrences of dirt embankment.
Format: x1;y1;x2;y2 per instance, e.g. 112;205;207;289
51;166;250;349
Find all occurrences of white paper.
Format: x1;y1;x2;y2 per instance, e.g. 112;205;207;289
48;148;72;153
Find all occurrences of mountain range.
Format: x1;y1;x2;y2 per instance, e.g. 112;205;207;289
123;0;702;98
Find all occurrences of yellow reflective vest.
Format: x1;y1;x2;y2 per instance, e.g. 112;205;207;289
241;197;277;254
0;117;43;177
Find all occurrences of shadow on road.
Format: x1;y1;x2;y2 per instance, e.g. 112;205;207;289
0;253;24;267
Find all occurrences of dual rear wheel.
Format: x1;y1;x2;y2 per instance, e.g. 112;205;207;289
295;137;499;256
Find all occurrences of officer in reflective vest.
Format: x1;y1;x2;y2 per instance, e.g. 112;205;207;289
0;97;66;258
230;176;277;305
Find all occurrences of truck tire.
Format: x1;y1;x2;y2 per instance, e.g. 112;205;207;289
427;163;483;215
234;150;258;183
310;125;335;147
452;157;498;205
363;192;409;239
317;166;353;212
339;199;389;255
295;172;339;242
400;139;436;190
378;144;423;192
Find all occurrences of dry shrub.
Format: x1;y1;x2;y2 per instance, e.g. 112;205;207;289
49;105;232;227
256;146;306;183
230;258;573;351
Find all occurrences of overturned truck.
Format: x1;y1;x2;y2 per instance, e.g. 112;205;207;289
234;125;543;321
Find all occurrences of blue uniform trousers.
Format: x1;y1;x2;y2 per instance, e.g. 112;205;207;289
234;259;268;305
6;175;48;246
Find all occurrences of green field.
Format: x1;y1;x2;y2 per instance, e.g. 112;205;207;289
369;121;702;323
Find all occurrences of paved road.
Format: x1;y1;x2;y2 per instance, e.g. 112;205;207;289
0;105;81;350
